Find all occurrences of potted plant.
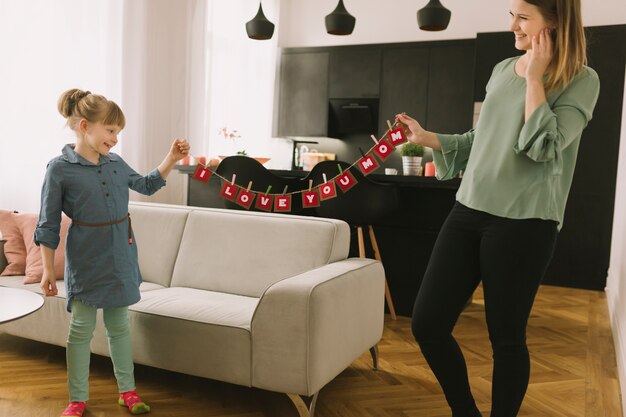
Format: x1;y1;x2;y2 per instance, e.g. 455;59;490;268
400;142;424;175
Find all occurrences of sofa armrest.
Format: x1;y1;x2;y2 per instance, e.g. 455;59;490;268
250;258;385;396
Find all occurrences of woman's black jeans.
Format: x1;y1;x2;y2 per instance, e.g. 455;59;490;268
412;202;558;417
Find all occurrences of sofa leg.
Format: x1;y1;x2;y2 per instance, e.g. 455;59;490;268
286;392;319;417
369;345;379;370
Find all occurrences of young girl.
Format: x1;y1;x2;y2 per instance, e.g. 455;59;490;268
36;88;190;417
396;0;599;416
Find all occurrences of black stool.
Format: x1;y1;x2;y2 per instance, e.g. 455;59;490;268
305;160;399;320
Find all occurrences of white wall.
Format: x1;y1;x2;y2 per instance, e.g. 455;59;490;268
607;66;626;416
0;0;122;213
278;0;626;47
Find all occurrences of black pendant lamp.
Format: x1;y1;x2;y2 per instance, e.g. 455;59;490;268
417;0;451;31
246;2;275;40
325;0;356;36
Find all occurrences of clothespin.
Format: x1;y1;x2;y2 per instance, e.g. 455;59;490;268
370;134;379;144
337;164;343;174
308;179;313;192
322;173;328;183
231;174;236;185
282;185;289;194
246;181;253;192
386;120;393;131
265;185;272;195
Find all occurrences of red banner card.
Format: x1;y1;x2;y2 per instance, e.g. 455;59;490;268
319;181;337;201
220;183;238;201
274;195;292;212
373;138;394;161
357;155;380;176
255;194;274;212
192;166;212;182
235;189;255;209
336;170;358;193
302;190;320;208
388;128;408;146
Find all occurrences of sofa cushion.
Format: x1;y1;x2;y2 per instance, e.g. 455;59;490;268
14;212;70;284
171;209;350;297
0;210;27;276
130;287;258;329
0;240;7;272
128;287;256;386
0;276;164;296
129;203;189;288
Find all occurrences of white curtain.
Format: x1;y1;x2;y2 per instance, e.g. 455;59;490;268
0;0;282;211
121;0;281;205
121;0;208;205
204;0;280;161
0;0;123;212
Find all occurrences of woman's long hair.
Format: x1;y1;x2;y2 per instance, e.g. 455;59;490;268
524;0;587;92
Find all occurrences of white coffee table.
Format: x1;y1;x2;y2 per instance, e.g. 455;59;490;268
0;287;45;324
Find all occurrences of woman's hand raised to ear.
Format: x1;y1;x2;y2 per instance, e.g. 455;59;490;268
526;27;554;84
395;113;441;150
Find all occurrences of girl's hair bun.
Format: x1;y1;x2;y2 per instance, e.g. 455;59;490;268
58;88;91;118
57;88;125;131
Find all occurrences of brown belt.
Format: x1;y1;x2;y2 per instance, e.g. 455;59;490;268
72;214;133;245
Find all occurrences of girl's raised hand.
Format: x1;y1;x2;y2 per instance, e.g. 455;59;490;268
526;27;554;83
169;139;190;162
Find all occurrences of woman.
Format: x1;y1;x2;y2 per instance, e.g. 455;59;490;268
395;0;600;416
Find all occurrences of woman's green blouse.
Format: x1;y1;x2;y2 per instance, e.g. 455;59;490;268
433;56;600;229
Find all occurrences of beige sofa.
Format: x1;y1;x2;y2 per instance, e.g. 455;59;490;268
0;201;385;416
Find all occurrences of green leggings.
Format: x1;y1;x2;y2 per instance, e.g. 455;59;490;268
67;300;135;402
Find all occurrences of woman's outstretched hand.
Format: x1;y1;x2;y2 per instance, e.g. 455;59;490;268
395;113;441;150
395;113;426;145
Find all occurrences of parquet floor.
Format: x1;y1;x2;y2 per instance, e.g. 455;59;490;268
0;285;622;417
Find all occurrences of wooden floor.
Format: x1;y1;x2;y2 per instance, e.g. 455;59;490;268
0;285;622;417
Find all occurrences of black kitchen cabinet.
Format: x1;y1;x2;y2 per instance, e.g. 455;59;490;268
427;42;475;133
378;47;429;138
377;41;475;141
277;51;329;137
474;32;521;101
328;47;381;98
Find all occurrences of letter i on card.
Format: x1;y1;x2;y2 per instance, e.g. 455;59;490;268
193;166;212;182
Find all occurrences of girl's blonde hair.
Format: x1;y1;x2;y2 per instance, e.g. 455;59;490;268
58;88;126;131
524;0;587;92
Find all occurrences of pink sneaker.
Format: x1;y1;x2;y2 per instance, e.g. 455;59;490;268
118;390;151;414
60;401;86;417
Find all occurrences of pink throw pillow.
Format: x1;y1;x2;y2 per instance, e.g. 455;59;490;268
13;213;70;284
0;210;27;276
